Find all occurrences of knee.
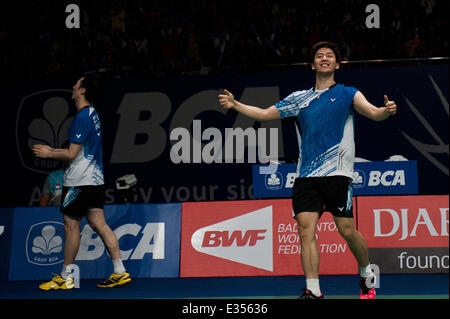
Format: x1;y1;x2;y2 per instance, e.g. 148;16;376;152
89;221;106;234
64;221;79;234
295;213;319;243
339;227;357;242
297;225;316;243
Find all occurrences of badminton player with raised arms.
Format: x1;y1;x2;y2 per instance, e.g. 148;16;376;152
33;75;131;290
218;41;397;299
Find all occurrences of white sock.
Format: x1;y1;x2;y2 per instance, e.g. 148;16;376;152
306;278;321;297
360;264;375;289
360;264;373;278
61;264;71;280
112;259;126;275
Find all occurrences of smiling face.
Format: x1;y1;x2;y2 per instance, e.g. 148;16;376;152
311;47;340;74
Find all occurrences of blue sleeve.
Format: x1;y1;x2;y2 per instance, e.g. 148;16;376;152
274;91;305;118
68;113;90;144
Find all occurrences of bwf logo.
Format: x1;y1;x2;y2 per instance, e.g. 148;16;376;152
191;206;273;271
16;90;73;173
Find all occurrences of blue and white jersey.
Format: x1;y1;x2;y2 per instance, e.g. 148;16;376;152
64;105;104;186
275;84;358;179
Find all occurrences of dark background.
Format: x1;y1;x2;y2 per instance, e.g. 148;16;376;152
0;0;448;207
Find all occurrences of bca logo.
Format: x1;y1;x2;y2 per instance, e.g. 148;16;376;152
26;221;65;266
16;90;74;173
368;170;406;187
191;206;273;271
76;223;165;261
265;172;283;190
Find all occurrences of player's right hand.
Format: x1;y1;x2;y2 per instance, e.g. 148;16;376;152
218;89;235;109
33;144;52;158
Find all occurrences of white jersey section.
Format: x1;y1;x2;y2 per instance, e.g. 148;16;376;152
64;145;104;186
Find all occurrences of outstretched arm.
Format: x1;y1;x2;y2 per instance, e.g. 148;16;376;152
353;91;397;121
33;143;82;160
218;89;281;121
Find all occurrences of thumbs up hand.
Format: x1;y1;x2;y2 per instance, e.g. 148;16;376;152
384;94;397;115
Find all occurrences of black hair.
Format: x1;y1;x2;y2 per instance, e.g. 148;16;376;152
79;74;101;103
310;41;342;63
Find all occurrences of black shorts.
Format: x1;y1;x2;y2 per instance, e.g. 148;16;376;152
60;185;105;218
292;176;353;218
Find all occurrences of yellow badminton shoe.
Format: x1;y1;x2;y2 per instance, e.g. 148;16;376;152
39;275;75;290
97;272;131;288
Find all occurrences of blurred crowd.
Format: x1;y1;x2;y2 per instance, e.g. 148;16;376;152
0;0;448;84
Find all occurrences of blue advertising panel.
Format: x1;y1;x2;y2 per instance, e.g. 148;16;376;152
8;203;181;281
8;206;65;281
351;161;418;195
76;203;181;279
252;163;297;198
252;161;418;198
0;208;14;281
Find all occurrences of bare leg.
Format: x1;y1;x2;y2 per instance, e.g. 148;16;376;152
63;214;81;265
295;212;320;279
86;209;121;260
333;216;370;267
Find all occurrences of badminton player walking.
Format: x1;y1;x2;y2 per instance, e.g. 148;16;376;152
33;75;131;290
218;41;397;299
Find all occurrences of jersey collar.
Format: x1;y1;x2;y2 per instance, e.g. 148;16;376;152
313;82;337;92
78;104;92;112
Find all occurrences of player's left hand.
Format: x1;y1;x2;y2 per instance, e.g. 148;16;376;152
33;144;52;158
384;95;397;115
